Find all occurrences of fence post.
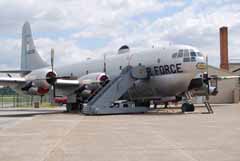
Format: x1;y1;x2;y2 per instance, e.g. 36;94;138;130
1;95;3;108
31;96;33;107
17;94;19;107
28;96;30;106
13;95;15;107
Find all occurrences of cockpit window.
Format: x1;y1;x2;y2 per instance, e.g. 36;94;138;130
184;49;189;57
183;57;190;62
191;57;196;62
182;49;198;62
178;50;183;58
173;49;203;61
190;52;196;57
172;53;178;58
196;52;203;57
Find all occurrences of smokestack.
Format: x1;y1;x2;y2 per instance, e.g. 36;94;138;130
220;26;229;70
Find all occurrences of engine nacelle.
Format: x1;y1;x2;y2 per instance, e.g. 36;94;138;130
26;87;49;95
46;71;57;85
192;86;218;96
22;69;55;95
78;72;109;91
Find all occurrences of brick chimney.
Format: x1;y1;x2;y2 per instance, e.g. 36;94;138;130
220;26;229;70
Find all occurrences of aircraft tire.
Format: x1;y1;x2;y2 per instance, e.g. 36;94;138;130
188;103;195;112
66;103;79;112
181;103;195;112
66;103;72;112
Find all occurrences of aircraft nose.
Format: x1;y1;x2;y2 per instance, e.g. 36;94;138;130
196;56;205;63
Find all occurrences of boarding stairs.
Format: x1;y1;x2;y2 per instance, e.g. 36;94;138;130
82;66;150;115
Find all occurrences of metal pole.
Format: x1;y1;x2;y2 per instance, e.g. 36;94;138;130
40;96;43;104
12;95;14;107
31;96;33;107
16;94;19;107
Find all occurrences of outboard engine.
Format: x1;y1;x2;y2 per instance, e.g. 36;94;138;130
21;70;56;96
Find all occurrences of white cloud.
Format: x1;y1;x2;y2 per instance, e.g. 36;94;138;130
35;38;95;65
0;39;21;69
0;0;239;69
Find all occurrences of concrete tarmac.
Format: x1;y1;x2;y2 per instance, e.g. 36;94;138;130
0;104;240;161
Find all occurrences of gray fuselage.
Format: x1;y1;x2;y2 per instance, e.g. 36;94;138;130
30;45;204;100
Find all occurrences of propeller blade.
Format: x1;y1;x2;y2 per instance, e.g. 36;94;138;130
50;48;56;98
53;84;56;98
51;48;54;72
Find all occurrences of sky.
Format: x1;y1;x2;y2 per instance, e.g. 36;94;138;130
0;0;239;69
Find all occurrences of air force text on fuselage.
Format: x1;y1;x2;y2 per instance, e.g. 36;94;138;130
147;63;183;76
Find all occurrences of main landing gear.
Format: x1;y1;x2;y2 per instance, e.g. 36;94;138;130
66;103;83;112
181;103;195;112
181;92;195;113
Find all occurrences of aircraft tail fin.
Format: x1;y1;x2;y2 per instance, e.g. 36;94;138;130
21;22;49;70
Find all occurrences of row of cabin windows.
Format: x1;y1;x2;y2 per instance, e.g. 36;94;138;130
183;57;196;62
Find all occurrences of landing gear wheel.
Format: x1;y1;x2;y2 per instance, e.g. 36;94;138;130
181;103;195;112
66;103;79;112
164;102;168;109
66;103;72;112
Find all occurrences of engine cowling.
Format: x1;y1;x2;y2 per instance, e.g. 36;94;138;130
22;70;56;95
192;85;218;96
23;70;109;96
46;71;57;85
79;72;109;91
26;87;49;95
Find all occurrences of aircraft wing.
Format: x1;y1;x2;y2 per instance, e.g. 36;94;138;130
55;79;80;86
53;79;82;97
0;70;31;75
0;77;79;86
0;77;26;86
216;76;240;80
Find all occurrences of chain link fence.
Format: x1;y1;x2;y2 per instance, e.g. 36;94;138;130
0;94;51;108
